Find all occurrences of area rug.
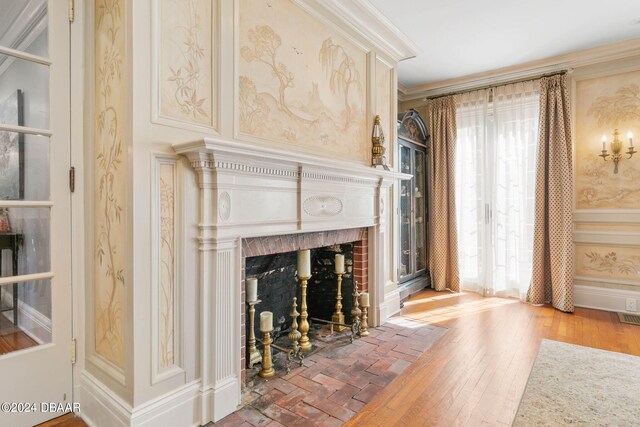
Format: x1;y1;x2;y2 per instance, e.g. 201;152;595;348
513;339;640;426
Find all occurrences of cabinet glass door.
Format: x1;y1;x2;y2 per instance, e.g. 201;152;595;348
399;144;412;279
414;149;426;272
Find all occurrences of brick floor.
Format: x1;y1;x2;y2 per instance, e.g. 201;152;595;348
210;317;447;427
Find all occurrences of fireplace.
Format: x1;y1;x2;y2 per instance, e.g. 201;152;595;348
240;228;368;382
173;137;409;422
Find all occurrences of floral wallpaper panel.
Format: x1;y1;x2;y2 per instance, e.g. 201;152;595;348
576;244;640;283
94;0;127;368
159;163;176;369
159;0;214;127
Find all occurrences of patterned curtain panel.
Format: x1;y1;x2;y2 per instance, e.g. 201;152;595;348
427;96;460;292
526;74;574;312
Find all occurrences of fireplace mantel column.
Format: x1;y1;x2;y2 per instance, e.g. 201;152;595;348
189;154;241;424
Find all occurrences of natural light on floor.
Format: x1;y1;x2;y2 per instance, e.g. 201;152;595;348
403;296;519;324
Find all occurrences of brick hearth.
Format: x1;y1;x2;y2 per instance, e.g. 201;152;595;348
211;318;447;427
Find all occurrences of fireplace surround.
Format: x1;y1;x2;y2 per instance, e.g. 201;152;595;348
173;137;409;422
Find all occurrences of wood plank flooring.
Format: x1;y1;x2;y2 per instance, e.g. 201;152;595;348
32;289;640;427
346;290;640;427
0;312;38;355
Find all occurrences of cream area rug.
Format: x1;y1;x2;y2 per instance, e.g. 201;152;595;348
513;339;640;426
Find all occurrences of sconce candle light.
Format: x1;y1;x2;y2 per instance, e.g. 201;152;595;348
599;129;637;174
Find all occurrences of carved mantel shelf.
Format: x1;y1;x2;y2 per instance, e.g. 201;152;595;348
173;137;411;239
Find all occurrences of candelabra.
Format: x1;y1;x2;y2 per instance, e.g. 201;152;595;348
331;272;346;332
246;299;262;368
599;129;636;174
297;275;312;351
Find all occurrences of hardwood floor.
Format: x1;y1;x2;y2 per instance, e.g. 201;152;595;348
0;311;38;355
346;290;640;427
30;290;640;427
35;413;86;427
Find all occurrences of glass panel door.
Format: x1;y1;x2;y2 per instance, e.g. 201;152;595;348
399;144;412;279
414;150;426;272
0;1;72;425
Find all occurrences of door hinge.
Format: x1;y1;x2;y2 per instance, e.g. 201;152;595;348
69;166;75;192
71;338;77;364
68;0;75;23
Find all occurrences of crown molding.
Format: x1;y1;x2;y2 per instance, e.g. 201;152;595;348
311;0;420;63
398;37;640;101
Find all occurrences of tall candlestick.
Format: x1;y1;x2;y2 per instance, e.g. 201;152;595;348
298;274;312;351
260;311;273;332
297;250;311;277
335;254;345;274
246;278;258;303
259;330;275;378
331;272;346;331
247;299;262;368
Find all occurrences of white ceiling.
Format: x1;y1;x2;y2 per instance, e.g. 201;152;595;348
369;0;640;89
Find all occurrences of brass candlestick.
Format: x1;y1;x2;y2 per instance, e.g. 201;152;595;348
360;305;369;337
298;275;312;351
331;272;346;332
247;299;262;368
351;281;362;337
288;297;302;355
258;330;275;378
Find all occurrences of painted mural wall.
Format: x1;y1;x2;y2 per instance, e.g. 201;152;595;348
574;67;640;290
575;70;640;209
94;0;127;368
157;0;215;128
238;0;369;163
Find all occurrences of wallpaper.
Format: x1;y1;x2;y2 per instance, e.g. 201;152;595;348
94;0;126;368
376;59;392;156
238;0;368;163
576;244;640;283
575;70;640;209
158;0;214;127
159;163;176;369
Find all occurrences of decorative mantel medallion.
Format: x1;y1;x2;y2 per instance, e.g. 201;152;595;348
303;196;343;217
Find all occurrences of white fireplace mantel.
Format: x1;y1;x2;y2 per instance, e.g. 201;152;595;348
172;137;410;423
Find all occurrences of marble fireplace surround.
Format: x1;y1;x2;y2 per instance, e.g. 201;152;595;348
173;137;409;422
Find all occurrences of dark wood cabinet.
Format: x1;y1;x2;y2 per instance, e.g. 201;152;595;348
397;110;430;301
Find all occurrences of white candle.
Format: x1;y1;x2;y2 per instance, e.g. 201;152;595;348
602;134;607;151
246;278;258;302
297;250;311;277
335;254;345;274
260;311;273;332
628;131;634;147
360;292;369;307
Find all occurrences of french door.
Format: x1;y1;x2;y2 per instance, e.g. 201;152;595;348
455;83;539;298
0;1;72;426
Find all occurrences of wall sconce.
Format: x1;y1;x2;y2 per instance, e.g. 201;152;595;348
599;129;636;174
371;115;390;171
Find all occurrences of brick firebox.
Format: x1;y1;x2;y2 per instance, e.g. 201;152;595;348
240;228;369;382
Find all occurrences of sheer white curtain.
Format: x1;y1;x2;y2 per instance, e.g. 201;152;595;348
455;81;539;298
455;90;489;294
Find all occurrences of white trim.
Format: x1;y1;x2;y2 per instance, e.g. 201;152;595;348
574;230;640;246
381;284;401;321
399;38;640;101
0;272;54;286
574;284;640;313
575;275;640;288
78;372;203;427
573;209;640;224
317;0;419;62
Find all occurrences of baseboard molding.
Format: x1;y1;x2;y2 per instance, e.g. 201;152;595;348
574;284;640;313
1;293;52;344
77;371;203;427
382;287;401;323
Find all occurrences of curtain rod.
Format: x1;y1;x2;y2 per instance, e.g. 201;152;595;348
424;70;568;101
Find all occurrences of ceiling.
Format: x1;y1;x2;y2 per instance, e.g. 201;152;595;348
369;0;640;90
